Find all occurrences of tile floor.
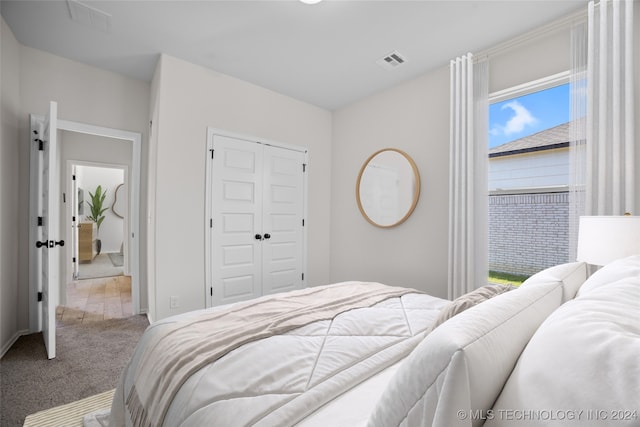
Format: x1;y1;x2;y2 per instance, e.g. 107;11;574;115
56;275;132;325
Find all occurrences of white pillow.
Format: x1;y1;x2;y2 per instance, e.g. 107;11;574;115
486;278;640;427
368;282;564;427
577;254;640;296
520;261;587;302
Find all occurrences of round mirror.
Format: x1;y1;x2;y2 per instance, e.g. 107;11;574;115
112;183;125;219
356;148;420;228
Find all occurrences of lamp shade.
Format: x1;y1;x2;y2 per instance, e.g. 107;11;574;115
576;216;640;266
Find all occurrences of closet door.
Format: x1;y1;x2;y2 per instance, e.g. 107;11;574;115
261;145;305;295
211;135;263;305
209;133;306;306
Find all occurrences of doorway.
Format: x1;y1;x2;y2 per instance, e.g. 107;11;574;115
28;115;142;337
59;162;133;322
68;163;127;282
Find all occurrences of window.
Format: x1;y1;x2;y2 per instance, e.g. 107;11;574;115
487;74;570;285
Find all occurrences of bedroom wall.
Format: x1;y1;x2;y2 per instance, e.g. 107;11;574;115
0;17;23;355
150;54;332;320
145;61;162;322
330;21;573;299
331;68;450;298
16;45;150;329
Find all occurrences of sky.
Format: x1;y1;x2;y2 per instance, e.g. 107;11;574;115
489;83;570;149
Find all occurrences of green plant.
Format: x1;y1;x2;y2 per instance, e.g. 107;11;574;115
488;271;529;287
86;185;108;234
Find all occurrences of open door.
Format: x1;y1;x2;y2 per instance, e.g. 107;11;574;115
34;101;61;359
71;164;79;280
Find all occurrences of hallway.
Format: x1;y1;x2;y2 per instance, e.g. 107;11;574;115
56;275;132;325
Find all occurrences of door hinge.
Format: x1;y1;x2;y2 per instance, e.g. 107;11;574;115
302;273;305;281
37;216;43;226
72;257;76;263
210;287;213;297
63;193;66;203
210;218;213;228
37;292;43;302
35;138;44;151
302;219;305;227
72;174;76;181
302;163;307;172
72;216;76;222
210;149;215;159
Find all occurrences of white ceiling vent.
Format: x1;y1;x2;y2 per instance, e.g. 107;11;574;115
67;0;112;33
376;51;407;70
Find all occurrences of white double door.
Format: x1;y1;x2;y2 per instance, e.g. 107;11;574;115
209;133;306;306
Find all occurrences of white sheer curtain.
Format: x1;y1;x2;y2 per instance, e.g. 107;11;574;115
569;0;636;258
448;53;489;299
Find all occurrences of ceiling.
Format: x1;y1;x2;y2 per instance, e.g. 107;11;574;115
1;0;587;111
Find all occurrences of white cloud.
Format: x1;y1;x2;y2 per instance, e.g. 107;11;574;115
491;101;538;137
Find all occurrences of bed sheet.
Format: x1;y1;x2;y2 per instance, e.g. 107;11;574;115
296;360;403;427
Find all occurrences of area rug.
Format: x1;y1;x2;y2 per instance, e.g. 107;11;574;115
78;254;123;279
23;389;114;427
108;252;124;267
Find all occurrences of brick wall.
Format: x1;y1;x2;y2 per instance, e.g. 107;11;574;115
489;191;569;277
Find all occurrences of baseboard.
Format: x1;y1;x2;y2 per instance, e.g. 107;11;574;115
0;329;30;359
143;310;154;325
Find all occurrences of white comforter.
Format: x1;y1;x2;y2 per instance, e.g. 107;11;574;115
110;285;447;427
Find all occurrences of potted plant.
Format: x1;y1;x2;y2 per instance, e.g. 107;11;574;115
86;185;107;255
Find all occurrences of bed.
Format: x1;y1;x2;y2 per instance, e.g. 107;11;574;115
105;255;640;427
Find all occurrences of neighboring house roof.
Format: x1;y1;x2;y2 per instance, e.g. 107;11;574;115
489;122;570;158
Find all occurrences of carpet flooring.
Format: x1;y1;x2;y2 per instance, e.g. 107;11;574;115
0;315;149;426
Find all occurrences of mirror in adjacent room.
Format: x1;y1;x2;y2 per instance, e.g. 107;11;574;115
356;148;420;228
112;183;125;218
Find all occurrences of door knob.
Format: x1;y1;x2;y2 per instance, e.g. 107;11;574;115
264;233;271;240
35;240;64;248
255;234;263;240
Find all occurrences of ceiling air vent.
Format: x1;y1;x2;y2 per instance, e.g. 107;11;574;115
376;51;407;70
67;0;112;33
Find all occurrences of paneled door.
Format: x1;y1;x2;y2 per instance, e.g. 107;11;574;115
35;101;60;359
209;132;306;306
261;145;305;295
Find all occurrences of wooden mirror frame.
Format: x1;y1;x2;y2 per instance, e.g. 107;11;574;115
356;148;420;228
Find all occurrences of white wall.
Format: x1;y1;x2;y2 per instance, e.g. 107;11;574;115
330;21;575;299
145;61;162;322
0;17;23;355
16;44;150;330
331;68;451;297
150;54;332;320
